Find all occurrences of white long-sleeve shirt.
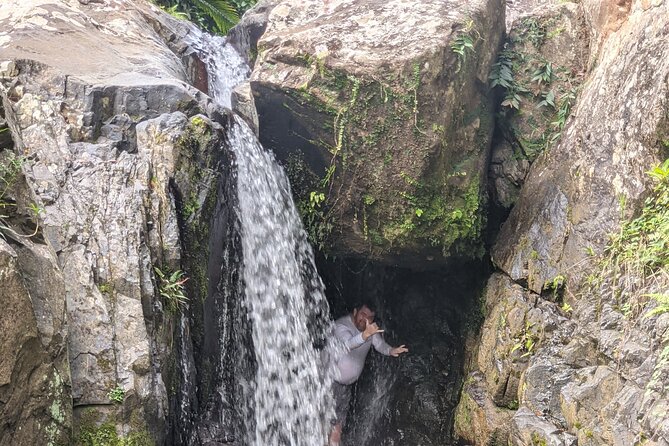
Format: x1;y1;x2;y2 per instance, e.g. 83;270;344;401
333;314;392;385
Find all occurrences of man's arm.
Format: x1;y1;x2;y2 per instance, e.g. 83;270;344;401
371;328;408;357
334;323;365;350
371;333;393;356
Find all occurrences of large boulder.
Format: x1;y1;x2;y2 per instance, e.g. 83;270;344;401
454;273;575;445
246;0;505;265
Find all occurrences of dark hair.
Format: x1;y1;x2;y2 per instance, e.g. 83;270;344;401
353;300;376;313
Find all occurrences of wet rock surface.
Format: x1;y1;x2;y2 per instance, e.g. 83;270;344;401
247;0;505;266
319;258;488;445
0;238;71;446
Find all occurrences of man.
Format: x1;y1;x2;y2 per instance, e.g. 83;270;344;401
328;302;408;446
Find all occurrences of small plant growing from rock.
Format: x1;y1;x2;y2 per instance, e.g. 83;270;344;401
451;19;479;72
0;153;23;239
531;432;548;446
510;320;540;359
0;154;45;240
97;282;112;295
155;267;189;314
542;274;566;302
107;386;125;404
642;293;669;319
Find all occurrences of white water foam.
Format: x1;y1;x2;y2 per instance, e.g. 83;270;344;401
199;36;339;445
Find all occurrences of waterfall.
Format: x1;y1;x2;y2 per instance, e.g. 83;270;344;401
195;33;249;109
197;35;337;445
229;120;334;445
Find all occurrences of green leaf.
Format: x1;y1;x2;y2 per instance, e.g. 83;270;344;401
192;0;239;34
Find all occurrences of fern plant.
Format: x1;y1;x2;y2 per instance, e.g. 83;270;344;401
451;19;479;72
155;267;190;314
153;0;249;34
192;0;238;34
107;386;125;404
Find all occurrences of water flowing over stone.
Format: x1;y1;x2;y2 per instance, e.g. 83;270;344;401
205;39;336;445
191;33;250;109
228;119;334;444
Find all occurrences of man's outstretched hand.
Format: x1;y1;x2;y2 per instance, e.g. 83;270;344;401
390;345;408;357
362;319;384;340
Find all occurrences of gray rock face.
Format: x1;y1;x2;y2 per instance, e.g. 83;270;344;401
247;0;505;265
493;2;668;293
511;407;577;446
0;0;233;443
465;0;669;445
0;239;71;446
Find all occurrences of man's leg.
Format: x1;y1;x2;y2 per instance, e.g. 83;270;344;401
329;382;351;446
329;423;342;446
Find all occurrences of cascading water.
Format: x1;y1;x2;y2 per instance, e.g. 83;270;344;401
194;33;249;109
197;36;339;445
228;120;334;445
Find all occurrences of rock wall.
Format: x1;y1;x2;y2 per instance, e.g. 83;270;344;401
0;1;235;444
458;0;669;445
0;237;71;446
488;1;589;211
240;0;505;266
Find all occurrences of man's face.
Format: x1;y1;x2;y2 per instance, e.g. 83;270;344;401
352;305;375;331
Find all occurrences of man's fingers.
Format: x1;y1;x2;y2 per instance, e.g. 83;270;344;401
376;329;384;333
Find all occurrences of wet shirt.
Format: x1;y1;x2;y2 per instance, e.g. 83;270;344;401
333;315;392;385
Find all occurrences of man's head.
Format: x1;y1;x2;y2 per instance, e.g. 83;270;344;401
352;302;376;331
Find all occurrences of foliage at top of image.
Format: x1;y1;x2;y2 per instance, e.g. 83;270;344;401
153;0;257;34
487;16;580;161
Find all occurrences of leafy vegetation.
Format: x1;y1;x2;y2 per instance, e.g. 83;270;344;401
154;267;190;314
519;18;547;48
298;190;333;252
451;19;479;72
0;153;44;241
0;153;22;219
510;319;540;359
642;293;669;319
488;49;526;110
107;386;125;404
607;159;669;273
589;158;669;380
77;422;154;446
543;274;566;302
488;16;581;162
152;0;257;34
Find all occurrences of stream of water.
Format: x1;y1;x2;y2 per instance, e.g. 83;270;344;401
201;35;337;446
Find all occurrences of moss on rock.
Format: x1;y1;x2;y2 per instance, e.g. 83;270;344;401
272;55;491;261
